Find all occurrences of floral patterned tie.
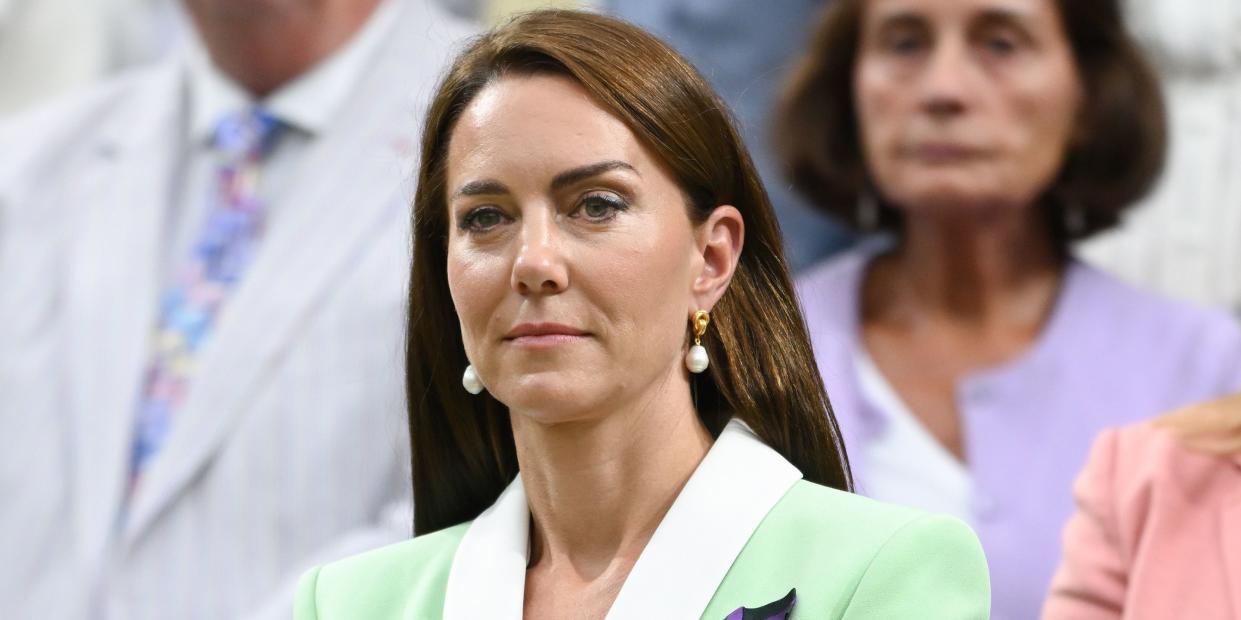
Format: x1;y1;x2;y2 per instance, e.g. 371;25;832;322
128;108;282;494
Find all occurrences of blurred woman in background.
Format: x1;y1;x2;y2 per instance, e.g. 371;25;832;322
295;10;990;619
1045;391;1241;619
776;1;1241;618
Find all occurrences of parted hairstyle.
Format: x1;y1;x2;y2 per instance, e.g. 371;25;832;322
775;0;1167;245
406;9;852;535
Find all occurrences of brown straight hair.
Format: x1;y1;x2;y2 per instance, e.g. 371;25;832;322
775;0;1167;246
407;9;852;535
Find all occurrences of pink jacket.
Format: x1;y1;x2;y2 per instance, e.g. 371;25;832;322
1043;423;1241;619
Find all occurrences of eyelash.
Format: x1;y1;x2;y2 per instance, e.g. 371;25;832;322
570;192;629;222
885;33;926;54
458;206;510;233
457;192;630;234
983;34;1018;55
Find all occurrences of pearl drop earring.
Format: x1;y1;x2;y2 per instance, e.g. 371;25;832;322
462;364;484;395
685;310;711;374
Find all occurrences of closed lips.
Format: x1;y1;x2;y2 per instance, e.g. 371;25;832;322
504;323;590;341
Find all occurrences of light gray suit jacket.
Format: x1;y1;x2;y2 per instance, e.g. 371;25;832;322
0;2;474;618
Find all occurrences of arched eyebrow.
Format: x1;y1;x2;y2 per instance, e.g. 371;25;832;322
973;7;1039;40
451;160;639;200
550;160;638;191
453;179;509;199
869;5;1036;34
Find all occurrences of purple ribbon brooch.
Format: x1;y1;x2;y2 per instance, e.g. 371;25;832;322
724;588;797;620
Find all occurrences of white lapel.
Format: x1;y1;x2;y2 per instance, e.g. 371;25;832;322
444;476;531;620
442;420;803;619
605;420;802;619
66;60;185;563
122;0;472;542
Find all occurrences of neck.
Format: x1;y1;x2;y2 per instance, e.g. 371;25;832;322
187;0;383;98
868;206;1064;328
513;370;712;582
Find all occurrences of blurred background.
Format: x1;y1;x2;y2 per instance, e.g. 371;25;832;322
2;1;1239;619
3;0;1238;300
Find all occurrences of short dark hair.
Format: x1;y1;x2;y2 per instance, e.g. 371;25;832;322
774;0;1167;244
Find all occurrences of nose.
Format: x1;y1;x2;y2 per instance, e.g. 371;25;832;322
511;211;569;296
918;39;972;118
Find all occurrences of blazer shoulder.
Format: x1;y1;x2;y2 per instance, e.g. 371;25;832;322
296;522;470;620
715;481;989;618
1105;422;1240;505
1073;263;1241;368
837;509;991;619
793;246;873;350
772;480;983;558
775;480;924;534
0;62;178;186
794;246;869;311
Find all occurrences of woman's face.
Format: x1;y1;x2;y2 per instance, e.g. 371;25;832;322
444;74;739;424
854;0;1082;214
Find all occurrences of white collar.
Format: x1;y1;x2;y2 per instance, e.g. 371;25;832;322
443;419;804;619
185;0;400;143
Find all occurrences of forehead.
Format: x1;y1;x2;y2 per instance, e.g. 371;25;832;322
446;73;648;182
863;0;1056;24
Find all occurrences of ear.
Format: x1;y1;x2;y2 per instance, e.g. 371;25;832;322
690;205;744;312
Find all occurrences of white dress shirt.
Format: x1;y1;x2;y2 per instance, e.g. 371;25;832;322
853;348;974;523
169;0;400;270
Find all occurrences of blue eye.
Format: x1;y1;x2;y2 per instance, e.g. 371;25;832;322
574;193;628;222
460;206;508;233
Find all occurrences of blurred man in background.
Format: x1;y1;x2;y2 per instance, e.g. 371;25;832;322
0;0;472;617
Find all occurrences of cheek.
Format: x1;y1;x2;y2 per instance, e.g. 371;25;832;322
586;223;694;360
1002;83;1080;193
446;246;508;355
854;64;904;181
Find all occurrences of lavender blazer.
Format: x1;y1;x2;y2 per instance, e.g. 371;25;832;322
796;242;1241;620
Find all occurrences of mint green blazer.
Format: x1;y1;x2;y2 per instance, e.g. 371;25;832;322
296;421;990;619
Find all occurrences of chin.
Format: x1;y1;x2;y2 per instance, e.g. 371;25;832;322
890;184;1025;214
885;168;1036;213
492;373;606;424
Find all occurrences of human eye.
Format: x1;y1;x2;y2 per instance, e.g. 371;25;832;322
888;33;925;55
977;24;1026;58
570;192;629;223
984;33;1017;55
458;206;511;233
878;23;928;56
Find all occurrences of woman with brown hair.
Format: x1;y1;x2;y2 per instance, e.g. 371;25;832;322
776;0;1241;618
295;9;989;619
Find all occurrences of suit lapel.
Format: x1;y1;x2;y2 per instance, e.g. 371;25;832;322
443;477;530;620
604;421;803;619
122;0;461;542
67;60;185;563
441;422;802;620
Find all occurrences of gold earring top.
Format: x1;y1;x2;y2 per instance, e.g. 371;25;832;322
692;310;711;345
